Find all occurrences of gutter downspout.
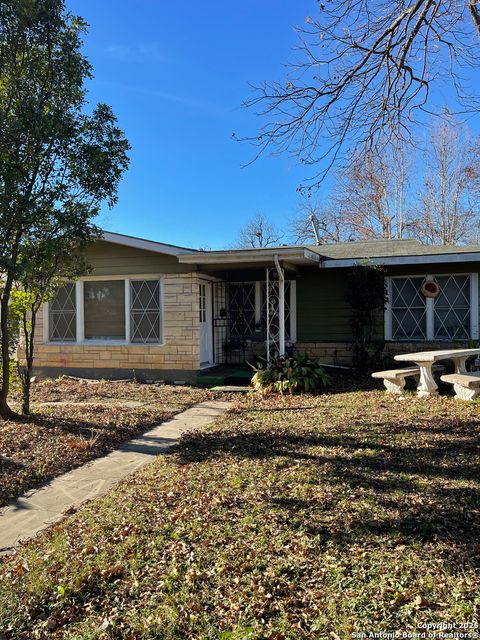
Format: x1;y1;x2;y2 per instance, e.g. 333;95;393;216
274;254;286;357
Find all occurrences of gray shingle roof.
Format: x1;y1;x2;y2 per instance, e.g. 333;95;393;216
308;239;480;260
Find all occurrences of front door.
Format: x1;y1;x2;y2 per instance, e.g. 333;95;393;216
199;281;213;366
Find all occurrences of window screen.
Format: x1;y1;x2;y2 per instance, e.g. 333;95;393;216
84;280;125;340
49;283;77;342
130;280;162;343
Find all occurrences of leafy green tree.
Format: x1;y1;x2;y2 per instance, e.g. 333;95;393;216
0;0;130;418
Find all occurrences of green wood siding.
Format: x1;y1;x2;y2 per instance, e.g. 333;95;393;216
296;270;352;341
85;241;193;276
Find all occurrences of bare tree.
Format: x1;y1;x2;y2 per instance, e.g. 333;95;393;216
290;120;480;245
413;119;480;244
334;140;413;240
243;1;480;189
290;139;412;243
234;213;283;248
290;199;350;244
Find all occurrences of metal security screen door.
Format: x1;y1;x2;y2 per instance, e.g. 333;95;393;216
213;277;294;364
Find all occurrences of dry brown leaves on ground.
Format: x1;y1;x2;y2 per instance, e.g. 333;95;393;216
0;378;209;506
0;387;478;637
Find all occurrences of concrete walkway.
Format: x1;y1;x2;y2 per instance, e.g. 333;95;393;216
0;400;231;555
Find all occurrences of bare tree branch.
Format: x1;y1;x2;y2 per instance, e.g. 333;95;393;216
240;1;480;190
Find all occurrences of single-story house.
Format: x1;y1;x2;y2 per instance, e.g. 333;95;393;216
33;231;480;381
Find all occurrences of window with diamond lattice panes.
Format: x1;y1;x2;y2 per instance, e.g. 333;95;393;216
391;277;427;340
434;275;470;340
130;280;162;344
49;283;76;342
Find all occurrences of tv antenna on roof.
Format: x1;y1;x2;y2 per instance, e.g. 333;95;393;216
309;214;321;245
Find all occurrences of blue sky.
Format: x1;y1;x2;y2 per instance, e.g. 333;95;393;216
68;2;479;250
68;0;315;249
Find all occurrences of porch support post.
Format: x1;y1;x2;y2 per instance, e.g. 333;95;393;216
274;255;286;357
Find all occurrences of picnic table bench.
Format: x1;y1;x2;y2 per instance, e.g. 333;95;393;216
440;372;480;400
371;367;420;394
394;348;480;397
373;348;480;398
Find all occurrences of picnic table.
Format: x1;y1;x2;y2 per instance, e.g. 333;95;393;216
394;348;480;397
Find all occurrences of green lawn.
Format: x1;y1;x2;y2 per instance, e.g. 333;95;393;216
1;389;479;638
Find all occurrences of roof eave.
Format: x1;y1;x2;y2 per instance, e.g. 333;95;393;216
323;253;480;268
102;231;196;256
178;247;320;266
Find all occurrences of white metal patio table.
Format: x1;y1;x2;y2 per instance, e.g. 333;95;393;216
394;348;480;397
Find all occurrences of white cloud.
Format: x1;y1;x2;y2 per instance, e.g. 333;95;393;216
103;42;168;63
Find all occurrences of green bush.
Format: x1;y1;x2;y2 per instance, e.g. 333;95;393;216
251;354;331;394
344;262;388;371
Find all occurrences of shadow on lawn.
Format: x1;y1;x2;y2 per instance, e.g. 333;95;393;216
175;416;480;549
0;456;26;475
27;412;165;438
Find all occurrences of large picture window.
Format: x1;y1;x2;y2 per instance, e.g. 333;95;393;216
48;278;163;344
84;280;126;341
387;274;477;342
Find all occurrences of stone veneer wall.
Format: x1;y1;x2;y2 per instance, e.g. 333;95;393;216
33;273;201;378
296;340;473;368
383;341;469;355
294;342;353;367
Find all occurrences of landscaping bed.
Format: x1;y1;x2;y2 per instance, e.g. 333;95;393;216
0;378;209;507
0;389;479;637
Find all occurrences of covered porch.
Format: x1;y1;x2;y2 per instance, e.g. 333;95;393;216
178;247;321;367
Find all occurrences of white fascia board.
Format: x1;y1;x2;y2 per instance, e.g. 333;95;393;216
303;249;321;262
102;231;195;256
178;248;319;265
323;253;480;268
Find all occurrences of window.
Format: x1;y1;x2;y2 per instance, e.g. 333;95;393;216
130;280;162;343
434;276;470;340
84;280;126;341
391;277;427;340
47;278;163;344
387;274;477;341
49;283;77;342
199;284;207;323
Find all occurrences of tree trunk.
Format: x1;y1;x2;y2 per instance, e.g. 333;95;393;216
0;277;19;420
21;310;36;416
21;365;32;416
